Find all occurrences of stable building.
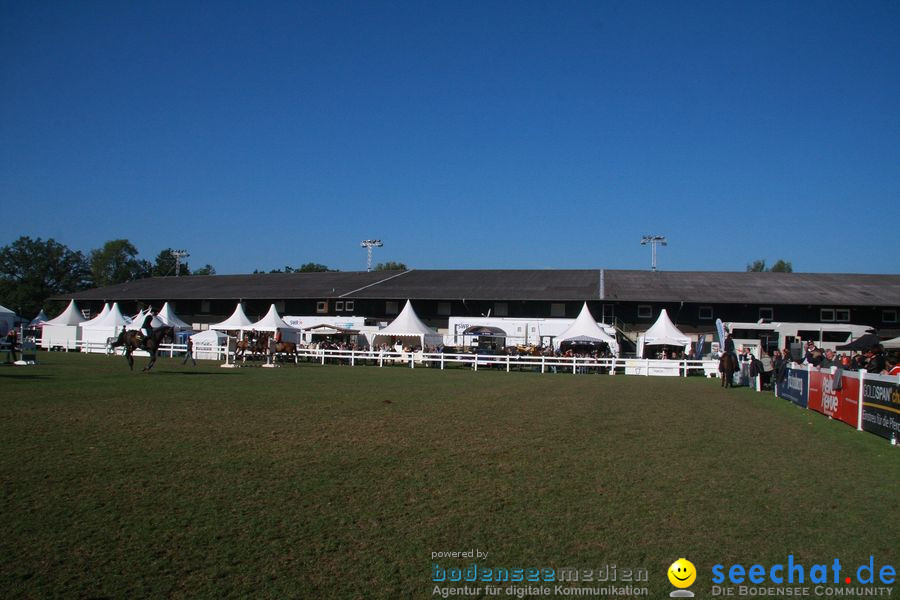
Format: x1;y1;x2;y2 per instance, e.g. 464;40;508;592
63;269;900;345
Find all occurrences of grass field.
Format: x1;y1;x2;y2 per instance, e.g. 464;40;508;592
1;352;898;599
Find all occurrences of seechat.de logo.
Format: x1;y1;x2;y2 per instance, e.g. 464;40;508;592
668;558;697;598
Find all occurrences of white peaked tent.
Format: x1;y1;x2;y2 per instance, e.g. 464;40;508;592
189;329;227;360
371;300;442;349
81;302;132;352
638;308;691;357
30;310;49;327
156;302;191;330
209;303;255;332
41;300;86;349
127;309;166;330
82;303;111;326
248;304;300;342
0;304;17;335
554;303;619;355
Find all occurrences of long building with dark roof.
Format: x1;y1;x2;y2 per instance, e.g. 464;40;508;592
64;269;900;340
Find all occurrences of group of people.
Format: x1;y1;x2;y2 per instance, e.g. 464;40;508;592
801;341;896;375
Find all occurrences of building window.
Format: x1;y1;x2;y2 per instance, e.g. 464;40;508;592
759;307;774;321
334;301;344;312
550;303;566;318
437;302;451;316
884;310;898;323
344;301;354;313
834;309;850;322
820;308;835;322
386;301;399;315
637;305;652;319
699;306;713;320
200;300;211;313
494;302;508;317
316;301;328;314
275;300;285;312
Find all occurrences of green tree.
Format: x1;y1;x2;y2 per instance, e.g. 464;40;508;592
374;261;408;271
746;259;767;272
152;248;191;277
192;264;216;276
90;239;150;287
297;263;332;272
0;236;90;317
746;259;793;273
770;260;793;273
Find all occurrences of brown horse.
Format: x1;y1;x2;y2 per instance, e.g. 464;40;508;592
110;326;175;372
718;352;739;388
273;340;297;362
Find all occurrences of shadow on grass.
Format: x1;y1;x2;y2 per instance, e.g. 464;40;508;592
0;373;52;379
151;370;240;376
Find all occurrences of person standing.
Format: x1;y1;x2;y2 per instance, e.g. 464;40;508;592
182;337;196;366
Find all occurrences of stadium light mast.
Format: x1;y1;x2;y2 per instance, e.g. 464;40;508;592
360;240;383;272
640;235;667;271
172;249;190;276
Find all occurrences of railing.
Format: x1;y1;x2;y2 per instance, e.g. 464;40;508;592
35;338;722;376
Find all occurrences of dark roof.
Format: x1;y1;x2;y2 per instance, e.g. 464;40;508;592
343;269;601;301
67;271;402;301
63;269;900;306
603;270;900;305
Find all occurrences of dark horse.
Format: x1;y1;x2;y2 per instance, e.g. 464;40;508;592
718;352;739;388
110;326;175;371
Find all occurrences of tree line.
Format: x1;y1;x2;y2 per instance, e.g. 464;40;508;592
0;236;216;318
0;236;410;318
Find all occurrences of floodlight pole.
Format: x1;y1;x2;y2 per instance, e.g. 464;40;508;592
360;239;383;272
172;250;190;276
640;235;667;271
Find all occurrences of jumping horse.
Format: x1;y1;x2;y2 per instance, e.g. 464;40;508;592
110;326;175;372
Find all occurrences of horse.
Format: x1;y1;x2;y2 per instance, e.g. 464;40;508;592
110;326;175;372
718;352;739;388
273;340;297;362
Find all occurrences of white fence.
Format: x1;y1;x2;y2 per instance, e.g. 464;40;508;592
37;338;724;376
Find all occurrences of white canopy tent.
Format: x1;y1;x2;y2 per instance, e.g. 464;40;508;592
554;303;619;355
209;303;255;332
0;304;17;336
29;310;49;328
370;300;442;349
41;300;86;349
156;302;192;330
637;308;691;358
127;309;166;331
189;329;227;360
82;303;111;326
80;302;132;352
248;304;301;342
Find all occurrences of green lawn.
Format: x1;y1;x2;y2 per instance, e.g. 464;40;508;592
1;353;897;599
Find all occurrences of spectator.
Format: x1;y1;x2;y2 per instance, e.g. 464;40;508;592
819;349;839;369
866;345;887;374
760;349;774;389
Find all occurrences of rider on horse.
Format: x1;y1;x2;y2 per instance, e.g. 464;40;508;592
138;308;155;348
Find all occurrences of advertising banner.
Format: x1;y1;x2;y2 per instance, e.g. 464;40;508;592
861;377;900;441
776;367;808;408
807;368;860;428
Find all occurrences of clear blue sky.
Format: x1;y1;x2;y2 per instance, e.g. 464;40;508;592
2;1;898;274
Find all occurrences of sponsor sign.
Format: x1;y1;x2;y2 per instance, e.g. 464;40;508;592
861;378;900;441
807;369;860;428
776;367;808;408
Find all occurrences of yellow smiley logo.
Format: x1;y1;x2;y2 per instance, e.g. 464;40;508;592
668;558;697;588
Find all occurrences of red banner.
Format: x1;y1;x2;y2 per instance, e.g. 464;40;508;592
807;369;860;428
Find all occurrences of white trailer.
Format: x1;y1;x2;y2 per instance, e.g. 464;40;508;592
446;316;617;349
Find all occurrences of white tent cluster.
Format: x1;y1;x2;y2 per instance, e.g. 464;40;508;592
209;303;300;341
